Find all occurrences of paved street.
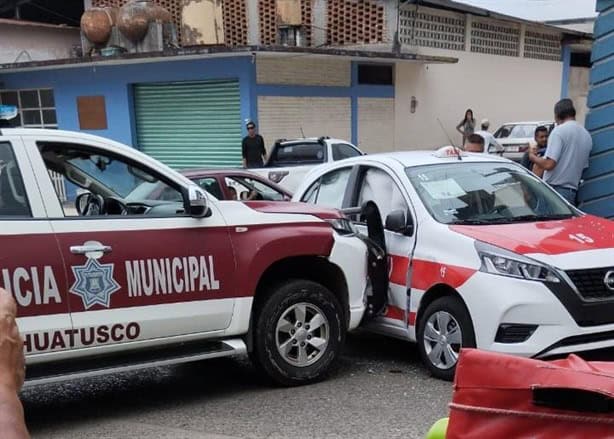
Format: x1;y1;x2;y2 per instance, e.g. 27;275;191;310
22;332;451;439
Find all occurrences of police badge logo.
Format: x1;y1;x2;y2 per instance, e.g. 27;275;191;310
70;257;120;309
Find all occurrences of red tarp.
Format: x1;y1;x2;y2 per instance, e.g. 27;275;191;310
447;349;614;438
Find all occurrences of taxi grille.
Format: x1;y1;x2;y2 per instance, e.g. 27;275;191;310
566;267;614;300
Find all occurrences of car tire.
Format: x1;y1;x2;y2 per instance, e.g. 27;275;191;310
251;279;345;386
417;296;476;381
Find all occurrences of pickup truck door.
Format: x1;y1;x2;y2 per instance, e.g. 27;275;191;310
22;135;237;351
0;136;73;358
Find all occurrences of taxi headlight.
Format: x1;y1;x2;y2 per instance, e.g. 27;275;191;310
326;218;357;236
475;241;560;283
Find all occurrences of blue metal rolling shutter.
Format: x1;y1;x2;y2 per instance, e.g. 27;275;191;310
134;80;242;168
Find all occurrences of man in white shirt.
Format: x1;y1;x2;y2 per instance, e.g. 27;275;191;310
474;119;502;154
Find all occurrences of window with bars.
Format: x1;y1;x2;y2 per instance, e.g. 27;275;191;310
470;20;520;57
0;89;57;128
524;30;561;62
399;8;466;51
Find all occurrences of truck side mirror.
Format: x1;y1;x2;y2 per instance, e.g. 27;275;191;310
385;209;414;236
187;185;209;218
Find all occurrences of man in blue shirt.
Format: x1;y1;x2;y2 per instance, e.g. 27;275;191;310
528;99;592;205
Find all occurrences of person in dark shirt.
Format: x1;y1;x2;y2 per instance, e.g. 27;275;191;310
241;121;266;168
520;125;548;177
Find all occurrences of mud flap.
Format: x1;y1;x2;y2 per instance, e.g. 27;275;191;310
357;201;389;320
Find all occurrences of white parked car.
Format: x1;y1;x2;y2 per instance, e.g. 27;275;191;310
293;146;614;380
493;121;554;161
250;137;364;192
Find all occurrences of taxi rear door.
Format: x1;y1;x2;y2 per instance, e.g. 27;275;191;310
0;134;73;358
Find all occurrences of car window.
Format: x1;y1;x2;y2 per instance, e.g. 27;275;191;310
38;142;184;217
356;167;408;221
406;162;576;225
494;124;536;139
227;176;286;201
194;177;224;200
269;142;326;166
332;143;361;161
0;142;30;217
301;167;352;209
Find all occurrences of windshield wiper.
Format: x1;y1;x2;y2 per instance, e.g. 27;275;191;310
503;213;575;223
449;219;494;225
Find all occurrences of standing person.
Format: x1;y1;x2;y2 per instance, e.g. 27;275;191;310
474;119;501;154
241;121;266;169
464;134;485;153
520;125;549;177
529;99;592;205
456;109;475;146
0;288;29;439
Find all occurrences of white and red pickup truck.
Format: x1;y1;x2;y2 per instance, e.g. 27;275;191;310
250;137;364;192
0;128;369;387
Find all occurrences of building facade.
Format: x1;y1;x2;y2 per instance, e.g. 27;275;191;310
579;0;614;219
0;0;589;167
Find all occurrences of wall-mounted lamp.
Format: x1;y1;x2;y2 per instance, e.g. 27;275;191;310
410;96;418;114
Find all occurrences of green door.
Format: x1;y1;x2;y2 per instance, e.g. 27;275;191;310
133;80;242;168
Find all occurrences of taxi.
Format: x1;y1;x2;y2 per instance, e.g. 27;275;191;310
293;146;614;380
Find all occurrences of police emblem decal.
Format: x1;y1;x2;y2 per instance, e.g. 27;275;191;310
69;258;120;309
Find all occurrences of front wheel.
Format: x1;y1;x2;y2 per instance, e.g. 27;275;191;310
417;296;476;381
251;280;345;386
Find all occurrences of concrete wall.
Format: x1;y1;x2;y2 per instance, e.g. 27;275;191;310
394;49;563;150
358;97;394;153
0;56;255;147
256;56;351;86
0;22;80;64
258;96;351;143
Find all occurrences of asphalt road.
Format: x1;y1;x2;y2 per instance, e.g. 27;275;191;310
22;332;452;439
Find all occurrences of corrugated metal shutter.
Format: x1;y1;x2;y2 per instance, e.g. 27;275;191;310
134;80;242;168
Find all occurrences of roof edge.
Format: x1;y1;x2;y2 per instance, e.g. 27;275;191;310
0;45;457;73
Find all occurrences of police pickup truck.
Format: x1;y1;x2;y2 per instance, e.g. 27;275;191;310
0;129;368;387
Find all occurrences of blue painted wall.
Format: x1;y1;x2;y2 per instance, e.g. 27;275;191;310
579;0;614;218
0;56;255;147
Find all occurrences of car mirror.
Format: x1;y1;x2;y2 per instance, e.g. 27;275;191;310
75;192;92;216
385;209;414;236
187;185;209;218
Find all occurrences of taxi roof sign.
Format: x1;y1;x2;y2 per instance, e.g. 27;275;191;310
433;145;467;159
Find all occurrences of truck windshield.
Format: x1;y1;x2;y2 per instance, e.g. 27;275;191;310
405;162;577;225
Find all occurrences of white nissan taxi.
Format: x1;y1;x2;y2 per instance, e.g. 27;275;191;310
293;146;614;380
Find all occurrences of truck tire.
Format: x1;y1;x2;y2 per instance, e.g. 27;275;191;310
417;296;476;381
251;279;345;386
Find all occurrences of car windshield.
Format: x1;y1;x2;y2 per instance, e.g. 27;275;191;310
494;124;536;139
406;162;577;225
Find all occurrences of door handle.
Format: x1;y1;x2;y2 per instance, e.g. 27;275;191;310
70;244;112;255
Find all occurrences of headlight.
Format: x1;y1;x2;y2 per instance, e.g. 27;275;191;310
475;241;560;283
326;218;357;235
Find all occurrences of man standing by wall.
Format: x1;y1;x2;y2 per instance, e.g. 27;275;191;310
241;121;266;168
521;125;549;177
529;99;592;205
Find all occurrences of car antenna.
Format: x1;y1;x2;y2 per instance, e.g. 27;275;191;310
300;126;305;138
437;118;462;161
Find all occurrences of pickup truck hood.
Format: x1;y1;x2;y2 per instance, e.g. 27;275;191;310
243;201;344;220
450;215;614;264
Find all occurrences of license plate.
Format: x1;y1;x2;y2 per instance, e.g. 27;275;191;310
505;145;520;152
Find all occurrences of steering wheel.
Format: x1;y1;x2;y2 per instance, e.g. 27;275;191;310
486;205;508;216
